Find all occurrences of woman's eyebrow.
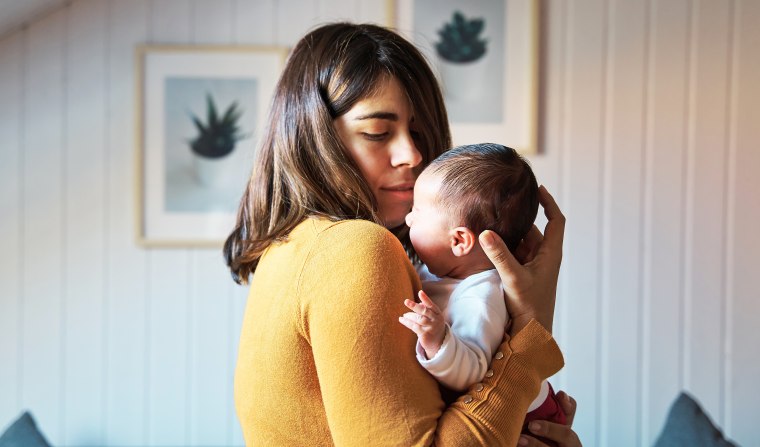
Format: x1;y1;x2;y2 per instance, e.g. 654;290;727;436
354;111;398;121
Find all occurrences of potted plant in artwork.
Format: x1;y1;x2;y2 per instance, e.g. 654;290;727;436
435;11;488;100
188;94;247;188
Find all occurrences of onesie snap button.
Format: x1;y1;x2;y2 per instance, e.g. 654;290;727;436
485;370;494;378
494;352;504;360
474;383;484;392
462;395;473;404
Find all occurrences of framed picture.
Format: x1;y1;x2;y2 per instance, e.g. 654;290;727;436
136;45;288;247
393;0;539;154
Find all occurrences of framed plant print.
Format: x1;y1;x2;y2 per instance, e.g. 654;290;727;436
135;45;288;247
393;0;540;154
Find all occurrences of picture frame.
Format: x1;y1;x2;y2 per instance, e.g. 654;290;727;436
135;45;288;247
393;0;539;154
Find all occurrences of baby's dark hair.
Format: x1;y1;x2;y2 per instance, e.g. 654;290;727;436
426;143;539;252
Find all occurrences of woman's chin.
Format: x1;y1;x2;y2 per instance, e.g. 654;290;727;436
378;205;412;229
382;218;407;229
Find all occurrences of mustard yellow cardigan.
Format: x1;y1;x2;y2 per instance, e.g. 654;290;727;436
234;218;564;446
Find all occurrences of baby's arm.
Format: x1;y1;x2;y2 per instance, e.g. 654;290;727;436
399;290;446;359
430;294;506;391
401;281;508;392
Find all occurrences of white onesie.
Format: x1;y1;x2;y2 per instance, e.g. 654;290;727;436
415;264;549;411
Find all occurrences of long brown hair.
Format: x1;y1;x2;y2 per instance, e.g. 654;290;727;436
224;23;451;284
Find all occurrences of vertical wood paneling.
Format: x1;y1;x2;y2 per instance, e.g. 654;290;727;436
600;0;647;445
683;0;732;424
0;33;22;428
316;0;358;24
192;0;233;44
276;0;317;45
188;2;236;445
146;250;190;446
189;253;234;445
233;0;276;45
21;11;66;445
150;0;191;44
230;281;248;447
727;1;760;445
146;1;192;445
104;2;150;444
559;1;606;444
357;0;391;26
642;0;690;443
62;2;107;444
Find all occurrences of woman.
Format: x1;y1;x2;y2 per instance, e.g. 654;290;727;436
225;23;579;446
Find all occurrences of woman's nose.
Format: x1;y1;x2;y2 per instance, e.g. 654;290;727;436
391;131;422;168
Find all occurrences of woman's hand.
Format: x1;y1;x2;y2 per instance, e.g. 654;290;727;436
479;185;565;334
519;391;581;446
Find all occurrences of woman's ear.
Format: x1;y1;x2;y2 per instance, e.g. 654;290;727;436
450;227;476;257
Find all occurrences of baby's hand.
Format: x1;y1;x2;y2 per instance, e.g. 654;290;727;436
398;290;446;359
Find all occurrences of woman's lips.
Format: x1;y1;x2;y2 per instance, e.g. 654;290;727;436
380;182;415;200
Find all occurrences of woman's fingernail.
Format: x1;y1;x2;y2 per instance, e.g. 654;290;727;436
480;231;494;248
529;421;542;432
518;436;529;446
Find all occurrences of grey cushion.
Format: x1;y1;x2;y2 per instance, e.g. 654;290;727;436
654;392;737;447
0;412;52;447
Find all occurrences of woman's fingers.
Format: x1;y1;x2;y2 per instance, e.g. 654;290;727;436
537;185;566;263
515;225;543;263
479;230;523;291
556;391;577;427
518;435;549;446
521;420;582;447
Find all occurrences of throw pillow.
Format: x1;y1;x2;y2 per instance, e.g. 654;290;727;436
654;392;737;447
0;411;52;447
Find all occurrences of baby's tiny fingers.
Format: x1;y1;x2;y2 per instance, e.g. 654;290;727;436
418;291;442;315
405;299;433;319
402;311;430;325
398;315;424;334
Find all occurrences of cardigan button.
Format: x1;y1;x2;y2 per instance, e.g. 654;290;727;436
462;395;473;404
474;383;484;392
485;370;494;378
494;352;504;360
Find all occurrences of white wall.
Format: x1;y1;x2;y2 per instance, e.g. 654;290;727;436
0;1;758;446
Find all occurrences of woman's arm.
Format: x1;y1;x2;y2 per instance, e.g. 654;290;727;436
299;220;563;446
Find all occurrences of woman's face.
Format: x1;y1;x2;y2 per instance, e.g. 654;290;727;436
334;76;423;228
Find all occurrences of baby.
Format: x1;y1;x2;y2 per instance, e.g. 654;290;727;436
399;143;565;445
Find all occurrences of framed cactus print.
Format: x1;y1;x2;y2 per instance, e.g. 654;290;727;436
136;45;288;247
393;0;539;154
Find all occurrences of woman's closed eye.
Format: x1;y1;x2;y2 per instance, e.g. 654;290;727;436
362;132;389;141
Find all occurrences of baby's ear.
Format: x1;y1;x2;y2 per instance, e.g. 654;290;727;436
450;227;476;257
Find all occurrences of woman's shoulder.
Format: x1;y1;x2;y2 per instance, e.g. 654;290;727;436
309;218;403;254
299;217;411;278
311;217;389;236
298;218;417;307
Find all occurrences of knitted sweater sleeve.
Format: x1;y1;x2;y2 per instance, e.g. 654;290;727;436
299;220;564;447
